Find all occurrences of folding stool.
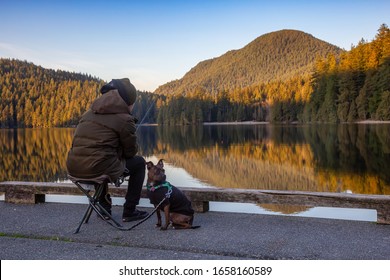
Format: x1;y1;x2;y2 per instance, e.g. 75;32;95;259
68;174;123;233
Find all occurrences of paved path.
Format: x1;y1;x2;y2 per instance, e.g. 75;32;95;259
0;201;389;260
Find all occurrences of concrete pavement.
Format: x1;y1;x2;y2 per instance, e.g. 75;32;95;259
0;201;389;260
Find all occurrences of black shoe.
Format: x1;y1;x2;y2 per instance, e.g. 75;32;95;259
122;209;148;222
97;208;112;220
97;212;111;220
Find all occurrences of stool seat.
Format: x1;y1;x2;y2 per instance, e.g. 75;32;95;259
68;174;111;185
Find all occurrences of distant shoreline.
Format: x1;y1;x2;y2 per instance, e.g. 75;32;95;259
3;120;390;130
203;121;269;125
355;120;390;124
187;120;390;125
204;120;390;125
137;120;390;127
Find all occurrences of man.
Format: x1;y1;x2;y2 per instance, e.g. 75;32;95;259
66;78;148;222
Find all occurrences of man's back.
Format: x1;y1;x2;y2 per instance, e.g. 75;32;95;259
66;88;137;181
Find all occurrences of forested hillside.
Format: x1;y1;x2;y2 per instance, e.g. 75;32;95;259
155;29;343;96
302;24;390;122
0;59;104;128
0;58;160;128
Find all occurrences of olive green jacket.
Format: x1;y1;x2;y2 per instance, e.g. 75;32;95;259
66;89;138;181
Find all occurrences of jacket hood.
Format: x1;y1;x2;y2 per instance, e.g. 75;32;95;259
100;78;137;106
91;90;131;114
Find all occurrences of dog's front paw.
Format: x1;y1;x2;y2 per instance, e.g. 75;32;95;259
160;225;168;231
155;223;161;228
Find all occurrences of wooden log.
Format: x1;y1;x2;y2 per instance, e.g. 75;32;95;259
377;206;390;225
1;181;389;224
4;186;45;204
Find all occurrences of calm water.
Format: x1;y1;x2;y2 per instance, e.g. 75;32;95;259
1;124;389;221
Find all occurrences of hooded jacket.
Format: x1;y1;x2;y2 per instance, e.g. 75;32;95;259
66;89;138;181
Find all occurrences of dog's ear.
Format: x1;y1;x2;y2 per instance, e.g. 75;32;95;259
157;159;164;168
146;161;154;170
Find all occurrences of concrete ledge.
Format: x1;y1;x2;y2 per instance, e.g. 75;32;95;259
0;181;389;224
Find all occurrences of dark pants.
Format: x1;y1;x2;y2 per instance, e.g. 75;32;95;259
123;155;146;214
98;155;145;215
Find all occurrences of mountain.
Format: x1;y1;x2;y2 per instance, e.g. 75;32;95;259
155;29;343;95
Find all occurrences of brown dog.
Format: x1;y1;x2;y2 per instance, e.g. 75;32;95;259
146;159;199;230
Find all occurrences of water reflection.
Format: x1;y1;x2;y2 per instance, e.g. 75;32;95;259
139;124;390;195
0;128;74;182
1;124;389;197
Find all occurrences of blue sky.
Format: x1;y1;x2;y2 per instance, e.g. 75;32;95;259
1;0;389;91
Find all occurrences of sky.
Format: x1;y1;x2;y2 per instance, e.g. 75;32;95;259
1;0;389;92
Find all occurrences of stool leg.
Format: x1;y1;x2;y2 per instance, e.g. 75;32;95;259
74;204;93;234
96;205;123;227
73;180;124;233
92;183;122;227
85;183;104;224
74;182;103;234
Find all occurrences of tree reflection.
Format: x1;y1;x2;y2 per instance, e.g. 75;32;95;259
0;128;74;182
1;124;389;195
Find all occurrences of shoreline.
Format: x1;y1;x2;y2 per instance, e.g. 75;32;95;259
355;120;390;124
2;120;390;130
203;121;269;125
138;120;390;127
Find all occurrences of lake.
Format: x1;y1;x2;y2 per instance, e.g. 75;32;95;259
1;123;389;221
